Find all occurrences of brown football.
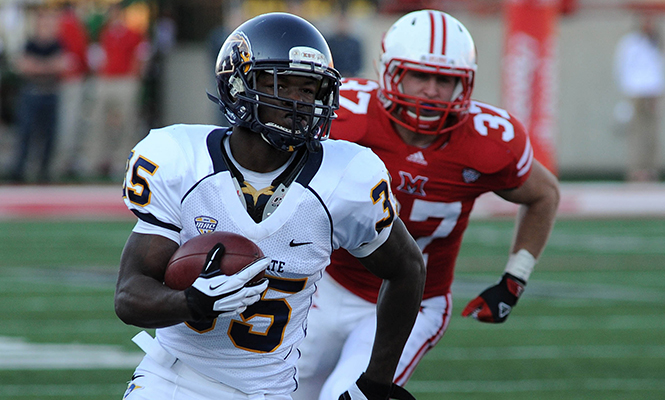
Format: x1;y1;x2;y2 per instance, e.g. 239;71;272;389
164;231;265;290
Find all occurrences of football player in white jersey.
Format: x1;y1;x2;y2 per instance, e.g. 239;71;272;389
294;10;560;400
115;12;425;400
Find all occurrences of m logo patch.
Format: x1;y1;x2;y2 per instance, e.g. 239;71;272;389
397;171;428;196
195;216;218;234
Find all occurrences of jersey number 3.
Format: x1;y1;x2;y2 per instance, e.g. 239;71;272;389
372;180;396;233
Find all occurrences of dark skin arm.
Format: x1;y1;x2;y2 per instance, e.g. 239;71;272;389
114;232;196;328
356;217;426;386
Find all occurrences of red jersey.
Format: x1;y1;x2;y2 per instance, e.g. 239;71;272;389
58;9;89;79
99;22;144;77
327;78;533;302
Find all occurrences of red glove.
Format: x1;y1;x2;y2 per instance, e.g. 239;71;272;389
461;273;525;323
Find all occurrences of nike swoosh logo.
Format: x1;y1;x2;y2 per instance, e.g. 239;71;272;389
208;283;242;295
131;374;145;381
289;239;312;247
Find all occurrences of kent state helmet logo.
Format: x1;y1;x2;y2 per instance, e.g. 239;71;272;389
218;31;252;74
195;216;218;234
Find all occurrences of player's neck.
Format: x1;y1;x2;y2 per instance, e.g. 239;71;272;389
229;128;292;173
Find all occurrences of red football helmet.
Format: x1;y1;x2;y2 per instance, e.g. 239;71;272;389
378;10;477;135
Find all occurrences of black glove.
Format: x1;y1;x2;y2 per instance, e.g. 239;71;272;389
184;243;268;321
339;373;416;400
461;273;526;323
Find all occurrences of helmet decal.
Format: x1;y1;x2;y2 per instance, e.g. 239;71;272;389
427;9;446;54
289;46;331;70
217;31;252;75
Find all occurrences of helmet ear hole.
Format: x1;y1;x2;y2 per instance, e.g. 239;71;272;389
228;74;246;99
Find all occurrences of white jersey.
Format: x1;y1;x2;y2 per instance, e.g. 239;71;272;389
121;124;396;395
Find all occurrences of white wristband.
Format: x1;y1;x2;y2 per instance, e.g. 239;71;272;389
504;249;536;283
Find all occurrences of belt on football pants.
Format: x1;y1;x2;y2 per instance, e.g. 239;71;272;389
132;330;177;368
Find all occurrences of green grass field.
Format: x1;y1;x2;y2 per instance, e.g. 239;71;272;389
1;218;664;399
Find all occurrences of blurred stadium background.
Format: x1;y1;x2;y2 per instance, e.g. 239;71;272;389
1;0;665;178
1;0;664;399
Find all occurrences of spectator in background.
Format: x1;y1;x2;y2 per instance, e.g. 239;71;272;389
614;14;664;182
84;3;148;180
325;11;363;77
9;6;69;183
83;1;106;44
142;6;176;129
52;1;90;180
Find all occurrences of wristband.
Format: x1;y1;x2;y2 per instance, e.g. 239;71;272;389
356;373;392;399
504;249;536;283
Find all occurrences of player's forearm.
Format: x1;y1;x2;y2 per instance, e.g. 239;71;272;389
510;187;559;258
364;268;425;384
115;233;193;328
505;161;560;259
115;275;193;328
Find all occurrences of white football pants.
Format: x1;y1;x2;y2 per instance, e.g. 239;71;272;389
293;272;451;400
123;331;292;400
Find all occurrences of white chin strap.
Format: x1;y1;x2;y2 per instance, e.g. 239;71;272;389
405;109;443;122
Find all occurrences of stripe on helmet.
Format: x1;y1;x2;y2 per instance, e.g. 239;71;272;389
428;10;446;55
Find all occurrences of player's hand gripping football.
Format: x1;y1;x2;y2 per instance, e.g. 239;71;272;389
339;373;416;400
184;243;269;321
461;273;526;323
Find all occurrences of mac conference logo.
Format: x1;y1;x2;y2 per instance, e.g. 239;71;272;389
195;216;218;234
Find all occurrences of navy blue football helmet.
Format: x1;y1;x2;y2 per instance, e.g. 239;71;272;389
208;12;341;152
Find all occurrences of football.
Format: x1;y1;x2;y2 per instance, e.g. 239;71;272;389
164;231;266;290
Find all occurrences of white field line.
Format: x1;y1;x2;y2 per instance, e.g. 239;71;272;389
1;336;663;370
542;234;665;254
0;336;143;370
452;314;665;330
451;278;665;304
0;320;135;335
0;384;126;397
462;227;665;254
406;378;665;393
424;344;665;360
470;182;665;219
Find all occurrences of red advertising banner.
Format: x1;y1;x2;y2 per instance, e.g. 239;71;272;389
502;0;559;174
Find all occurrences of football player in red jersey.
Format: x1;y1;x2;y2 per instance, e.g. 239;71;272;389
294;10;560;400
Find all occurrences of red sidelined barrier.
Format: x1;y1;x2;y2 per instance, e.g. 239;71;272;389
502;0;559;175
